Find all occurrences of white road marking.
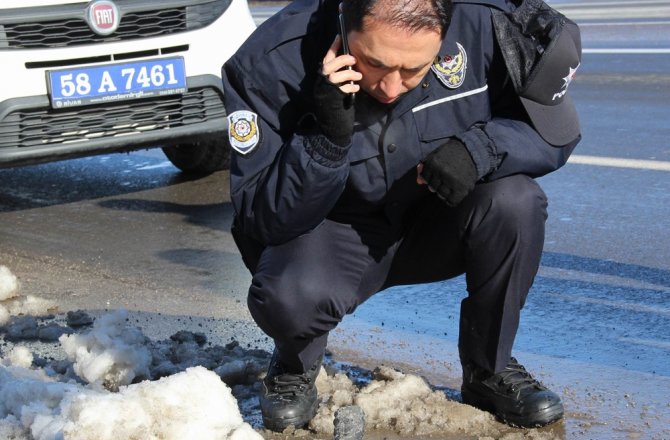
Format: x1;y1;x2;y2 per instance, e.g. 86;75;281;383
568;155;670;171
618;337;670;350
546;292;670;316
579;20;670;26
553;0;670;6
584;48;670;54
555;4;670;20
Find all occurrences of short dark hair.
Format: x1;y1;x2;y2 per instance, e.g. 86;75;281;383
342;0;453;38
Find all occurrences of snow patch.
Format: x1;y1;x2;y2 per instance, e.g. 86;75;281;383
60;309;151;391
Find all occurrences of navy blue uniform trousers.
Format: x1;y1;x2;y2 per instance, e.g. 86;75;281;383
242;174;548;374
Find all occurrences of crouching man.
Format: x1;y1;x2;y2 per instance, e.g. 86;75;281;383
221;0;581;431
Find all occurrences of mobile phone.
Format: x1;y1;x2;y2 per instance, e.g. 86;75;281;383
338;12;351;56
338;10;356;100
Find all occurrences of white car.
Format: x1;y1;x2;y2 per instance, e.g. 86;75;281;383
0;0;256;173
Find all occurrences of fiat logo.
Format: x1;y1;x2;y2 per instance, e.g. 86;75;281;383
86;0;121;36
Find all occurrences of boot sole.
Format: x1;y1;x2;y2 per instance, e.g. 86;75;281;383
462;389;564;428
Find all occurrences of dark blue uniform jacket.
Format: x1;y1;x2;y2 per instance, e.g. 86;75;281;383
222;0;580;247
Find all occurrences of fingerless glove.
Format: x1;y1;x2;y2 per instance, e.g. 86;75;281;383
421;139;478;207
312;73;355;147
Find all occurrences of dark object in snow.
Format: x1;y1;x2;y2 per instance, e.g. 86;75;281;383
4;316;73;342
334;405;365;440
66;310;94;327
37;322;73;341
170;330;207;346
151;361;181;379
215;359;255;385
49;359;72;376
5;316;39;341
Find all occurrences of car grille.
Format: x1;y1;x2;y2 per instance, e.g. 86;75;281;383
0;0;232;49
0;87;225;149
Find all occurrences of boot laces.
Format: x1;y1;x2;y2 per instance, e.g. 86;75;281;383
496;358;544;393
266;356;314;399
268;372;311;396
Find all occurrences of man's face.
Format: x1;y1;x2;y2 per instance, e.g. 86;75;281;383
348;19;442;104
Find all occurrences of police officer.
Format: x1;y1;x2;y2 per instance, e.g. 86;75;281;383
222;0;581;432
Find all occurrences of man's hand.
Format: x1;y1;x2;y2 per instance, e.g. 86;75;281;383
418;139;478;207
313;35;362;147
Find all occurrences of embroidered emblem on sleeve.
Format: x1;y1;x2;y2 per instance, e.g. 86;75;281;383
431;42;468;89
228;110;260;155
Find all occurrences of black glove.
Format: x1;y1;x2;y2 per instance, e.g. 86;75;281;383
312;72;355;147
420;139;478;207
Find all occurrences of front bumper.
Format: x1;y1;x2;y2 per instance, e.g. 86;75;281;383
0;74;226;168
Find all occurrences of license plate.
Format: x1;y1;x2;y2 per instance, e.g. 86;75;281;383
47;57;187;108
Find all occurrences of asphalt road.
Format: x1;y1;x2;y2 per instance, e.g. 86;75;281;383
1;1;669;439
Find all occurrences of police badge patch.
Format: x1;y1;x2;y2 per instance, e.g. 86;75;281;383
228;110;260;155
431;42;468;89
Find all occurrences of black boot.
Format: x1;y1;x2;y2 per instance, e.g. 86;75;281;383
461;357;564;428
260;349;323;432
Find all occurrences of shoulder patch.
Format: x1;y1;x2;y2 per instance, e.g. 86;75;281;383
228;110;260;155
431;42;468;89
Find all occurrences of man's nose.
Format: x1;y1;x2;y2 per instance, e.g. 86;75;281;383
380;71;403;98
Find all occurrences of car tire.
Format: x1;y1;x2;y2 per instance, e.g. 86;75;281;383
162;138;230;174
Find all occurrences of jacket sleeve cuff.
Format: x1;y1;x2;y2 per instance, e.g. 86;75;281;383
304;134;351;168
455;126;501;179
